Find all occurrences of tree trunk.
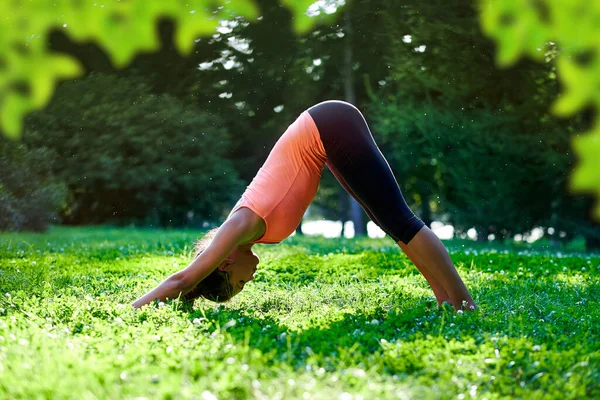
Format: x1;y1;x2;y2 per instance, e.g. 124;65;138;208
344;7;367;237
420;193;432;227
583;200;600;250
476;226;489;242
339;188;348;238
295;220;303;235
581;108;600;249
585;233;600;250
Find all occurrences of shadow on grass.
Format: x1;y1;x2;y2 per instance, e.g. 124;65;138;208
181;295;435;367
172;276;600;375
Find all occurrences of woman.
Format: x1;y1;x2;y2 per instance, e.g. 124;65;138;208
133;100;477;311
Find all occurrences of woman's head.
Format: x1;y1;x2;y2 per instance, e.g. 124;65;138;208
185;228;259;303
219;243;259;295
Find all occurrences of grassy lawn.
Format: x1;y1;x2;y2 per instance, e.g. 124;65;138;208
0;226;599;399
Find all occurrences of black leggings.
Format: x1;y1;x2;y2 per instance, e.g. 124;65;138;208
307;100;425;244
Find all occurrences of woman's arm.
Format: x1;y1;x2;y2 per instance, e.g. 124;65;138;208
132;209;262;309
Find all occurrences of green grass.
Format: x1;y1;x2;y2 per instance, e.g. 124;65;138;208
1;226;599;399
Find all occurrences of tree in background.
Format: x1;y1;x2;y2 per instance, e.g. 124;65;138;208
3;0;342;231
366;0;599;246
0;141;67;231
4;0;597;247
368;96;539;239
120;0;375;234
366;0;538;233
23;73;242;227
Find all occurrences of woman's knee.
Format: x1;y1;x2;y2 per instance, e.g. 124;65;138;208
394;215;426;244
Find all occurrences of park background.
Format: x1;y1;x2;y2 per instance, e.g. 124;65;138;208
1;0;599;399
1;0;599;248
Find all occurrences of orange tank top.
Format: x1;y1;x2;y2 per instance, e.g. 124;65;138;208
228;110;326;244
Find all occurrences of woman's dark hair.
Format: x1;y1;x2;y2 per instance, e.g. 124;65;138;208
182;227;235;303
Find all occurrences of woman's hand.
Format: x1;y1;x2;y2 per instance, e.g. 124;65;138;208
132;274;190;309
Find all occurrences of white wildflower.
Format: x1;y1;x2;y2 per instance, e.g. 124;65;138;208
201;391;218;400
222;319;236;329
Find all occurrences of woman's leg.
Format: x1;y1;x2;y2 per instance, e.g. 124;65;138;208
307;100;476;311
327;160;452;306
398;240;452;305
402;226;475;309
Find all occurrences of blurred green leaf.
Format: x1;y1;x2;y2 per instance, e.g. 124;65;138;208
175;8;220;54
1;93;32;140
0;0;314;139
552;55;596;116
31;54;83;107
224;0;260;20
496;29;523;67
280;0;318;33
480;0;600;219
480;0;550;67
571;126;600;218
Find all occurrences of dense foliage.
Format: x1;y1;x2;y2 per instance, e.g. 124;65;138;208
23;73;242;227
3;0;598;219
0;141;67;231
363;0;599;246
370;99;536;236
1;0;597;248
0;227;598;398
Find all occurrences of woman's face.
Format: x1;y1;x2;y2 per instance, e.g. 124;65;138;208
218;244;260;295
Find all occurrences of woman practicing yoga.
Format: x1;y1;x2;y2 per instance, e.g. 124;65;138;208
133;100;477;311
